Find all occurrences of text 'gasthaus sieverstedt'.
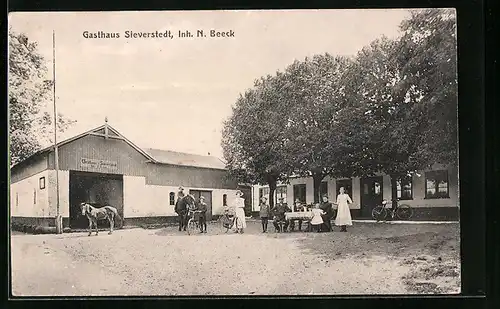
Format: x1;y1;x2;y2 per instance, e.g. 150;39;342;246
82;29;236;39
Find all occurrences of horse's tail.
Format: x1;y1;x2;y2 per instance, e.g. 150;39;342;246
107;206;122;226
114;209;123;225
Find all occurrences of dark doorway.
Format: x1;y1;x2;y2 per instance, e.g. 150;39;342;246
336;179;353;198
293;184;306;204
69;171;124;229
189;190;213;221
360;176;384;218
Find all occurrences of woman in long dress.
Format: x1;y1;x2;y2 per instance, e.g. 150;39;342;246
334;187;353;232
233;190;247;233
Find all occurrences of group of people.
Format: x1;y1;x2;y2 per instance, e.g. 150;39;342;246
258;186;353;233
174;186;248;234
174;185;353;235
174;186;208;233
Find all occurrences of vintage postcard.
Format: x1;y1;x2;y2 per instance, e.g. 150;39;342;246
8;9;459;296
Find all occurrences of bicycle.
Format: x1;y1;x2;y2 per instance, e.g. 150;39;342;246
218;209;240;233
187;210;203;235
371;198;413;221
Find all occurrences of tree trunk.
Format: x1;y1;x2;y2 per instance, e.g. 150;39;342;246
390;174;398;210
268;179;277;209
312;173;325;204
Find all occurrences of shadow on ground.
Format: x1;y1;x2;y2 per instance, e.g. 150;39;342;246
150;220;461;294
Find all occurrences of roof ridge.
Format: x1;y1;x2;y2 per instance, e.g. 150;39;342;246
144;147;220;158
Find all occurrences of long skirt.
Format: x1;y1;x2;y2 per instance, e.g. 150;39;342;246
234;207;247;229
335;202;352;226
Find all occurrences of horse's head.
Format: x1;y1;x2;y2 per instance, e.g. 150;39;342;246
79;202;89;216
184;194;196;206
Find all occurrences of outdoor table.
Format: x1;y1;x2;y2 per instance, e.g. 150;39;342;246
285;211;313;220
285;211;313;232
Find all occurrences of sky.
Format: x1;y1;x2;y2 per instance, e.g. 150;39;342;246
9;9;411;159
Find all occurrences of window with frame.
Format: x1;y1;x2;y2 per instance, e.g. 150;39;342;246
39;177;45;190
223;194;227;206
169;192;175;205
259;187;270;201
396;174;413;200
425;170;449;199
336;179;353;197
276;186;287;203
293;184;306;204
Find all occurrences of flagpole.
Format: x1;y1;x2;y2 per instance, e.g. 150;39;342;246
53;30;62;234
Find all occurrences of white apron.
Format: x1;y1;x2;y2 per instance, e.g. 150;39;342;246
335;193;353;226
233;197;247;229
310;208;324;225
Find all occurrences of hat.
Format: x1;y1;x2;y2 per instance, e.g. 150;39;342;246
278;197;285;201
235;190;243;196
178;186;184;191
261;196;268;200
295;199;301;203
200;196;205;200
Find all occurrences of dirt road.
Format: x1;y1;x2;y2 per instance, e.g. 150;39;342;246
10;221;460;296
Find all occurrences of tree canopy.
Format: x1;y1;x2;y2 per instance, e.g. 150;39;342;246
9;30;76;166
222;9;457;204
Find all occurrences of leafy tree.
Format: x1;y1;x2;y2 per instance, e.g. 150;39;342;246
9;30;75;166
339;8;458;205
280;54;352;202
222;75;294;208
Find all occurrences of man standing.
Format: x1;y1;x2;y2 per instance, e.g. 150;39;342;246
319;194;334;232
272;197;291;232
174;186;187;231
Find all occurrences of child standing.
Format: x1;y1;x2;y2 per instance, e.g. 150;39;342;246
197;196;208;233
259;196;270;233
310;204;325;233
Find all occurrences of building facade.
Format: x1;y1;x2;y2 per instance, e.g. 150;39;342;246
10;122;239;229
251;165;459;221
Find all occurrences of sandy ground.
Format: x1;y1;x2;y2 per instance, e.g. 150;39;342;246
10;221;460;296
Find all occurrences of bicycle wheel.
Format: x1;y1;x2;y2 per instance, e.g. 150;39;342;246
221;216;232;233
395;204;413;220
187;218;197;235
372;206;387;221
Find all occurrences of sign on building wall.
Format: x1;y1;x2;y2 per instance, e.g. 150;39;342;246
80;158;118;171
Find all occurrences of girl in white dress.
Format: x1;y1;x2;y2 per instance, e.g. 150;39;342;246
310;204;325;233
233;190;247;233
334;187;353;232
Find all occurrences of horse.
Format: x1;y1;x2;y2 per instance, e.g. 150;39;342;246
80;202;122;236
174;194;196;231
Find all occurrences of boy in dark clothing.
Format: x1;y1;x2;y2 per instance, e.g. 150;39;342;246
197;196;208;233
259;196;270;233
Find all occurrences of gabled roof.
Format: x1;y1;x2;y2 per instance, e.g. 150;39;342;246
143;148;227;170
11;123;227;171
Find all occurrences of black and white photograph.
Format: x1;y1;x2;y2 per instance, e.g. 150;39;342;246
8;9;460;296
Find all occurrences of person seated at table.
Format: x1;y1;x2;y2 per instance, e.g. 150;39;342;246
310;204;325;233
319;194;334;232
272;197;291;232
289;199;305;231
